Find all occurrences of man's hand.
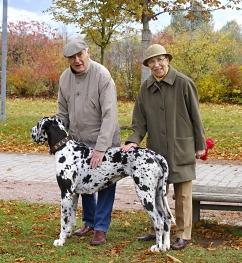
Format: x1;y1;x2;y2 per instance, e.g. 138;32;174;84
121;143;138;152
90;150;105;169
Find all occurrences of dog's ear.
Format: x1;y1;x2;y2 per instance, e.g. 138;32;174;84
41;118;52;130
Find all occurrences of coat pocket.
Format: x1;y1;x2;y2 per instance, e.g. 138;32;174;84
174;137;195;166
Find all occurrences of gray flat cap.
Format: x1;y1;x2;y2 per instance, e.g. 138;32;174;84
63;38;88;57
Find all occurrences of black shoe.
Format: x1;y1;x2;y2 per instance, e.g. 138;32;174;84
137;234;156;241
171;238;189;250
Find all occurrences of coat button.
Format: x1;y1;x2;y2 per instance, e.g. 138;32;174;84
76;92;80;96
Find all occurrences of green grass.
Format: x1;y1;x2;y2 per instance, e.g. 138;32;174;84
0;200;241;263
0;98;242;159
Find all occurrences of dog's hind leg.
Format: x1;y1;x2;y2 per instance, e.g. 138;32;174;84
162;217;171;251
148;210;166;252
133;185;165;252
53;193;75;247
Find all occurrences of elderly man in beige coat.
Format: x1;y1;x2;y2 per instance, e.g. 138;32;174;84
57;38;120;245
122;44;206;250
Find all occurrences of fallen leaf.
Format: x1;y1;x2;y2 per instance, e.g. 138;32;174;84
167;254;182;263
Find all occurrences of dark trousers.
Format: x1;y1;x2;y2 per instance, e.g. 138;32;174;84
81;183;116;232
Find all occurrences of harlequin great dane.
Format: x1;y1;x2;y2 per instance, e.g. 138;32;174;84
31;116;174;252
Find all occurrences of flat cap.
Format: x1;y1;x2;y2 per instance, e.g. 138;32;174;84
63;38;88;57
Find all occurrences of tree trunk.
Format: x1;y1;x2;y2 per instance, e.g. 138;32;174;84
100;46;104;65
141;5;152;84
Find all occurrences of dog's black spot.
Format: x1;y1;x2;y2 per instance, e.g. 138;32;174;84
144;198;153;211
56;177;72;199
73;145;82;152
164;221;168;232
121;154;128;164
64;216;68;224
132;166;137;170
102;156;107;162
94;183;99;187
133;148;141;158
81;148;90;159
146;157;154;164
59;156;66;163
133;176;140;185
83;174;92;184
140;185;149;191
72;170;77;181
64;164;71;170
112;152;122;163
117;168;124;173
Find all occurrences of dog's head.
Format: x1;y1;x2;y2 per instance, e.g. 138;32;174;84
31;116;67;143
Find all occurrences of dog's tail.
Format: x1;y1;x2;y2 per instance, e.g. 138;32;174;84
155;155;175;224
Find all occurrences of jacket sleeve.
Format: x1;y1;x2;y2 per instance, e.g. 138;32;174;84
185;80;206;151
56;86;70;130
125;90;147;145
94;77;119;152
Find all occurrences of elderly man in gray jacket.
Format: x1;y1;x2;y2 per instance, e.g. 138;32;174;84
57;38;120;245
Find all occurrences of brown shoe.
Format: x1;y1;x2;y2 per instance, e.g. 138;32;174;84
171;238;189;250
73;225;94;237
90;230;106;245
137;234;156;241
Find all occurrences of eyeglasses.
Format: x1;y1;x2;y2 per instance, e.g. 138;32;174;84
147;56;167;67
68;49;87;61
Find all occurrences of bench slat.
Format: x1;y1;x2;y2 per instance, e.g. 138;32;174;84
192;184;242;222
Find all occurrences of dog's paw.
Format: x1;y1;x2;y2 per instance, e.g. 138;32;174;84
163;242;170;251
149;244;161;252
53;239;65;247
150;244;169;252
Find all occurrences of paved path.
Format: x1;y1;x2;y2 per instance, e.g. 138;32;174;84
1;152;242;223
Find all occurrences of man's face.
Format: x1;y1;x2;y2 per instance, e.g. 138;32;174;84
68;49;90;73
147;55;169;78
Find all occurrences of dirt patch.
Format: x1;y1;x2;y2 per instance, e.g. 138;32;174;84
1;179;241;227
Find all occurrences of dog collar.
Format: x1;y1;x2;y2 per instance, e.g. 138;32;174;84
50;135;72;154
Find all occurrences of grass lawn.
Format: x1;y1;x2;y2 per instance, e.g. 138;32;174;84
0;99;242;262
0;98;241;160
0;200;241;263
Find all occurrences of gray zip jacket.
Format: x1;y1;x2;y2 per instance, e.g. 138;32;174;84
57;59;120;151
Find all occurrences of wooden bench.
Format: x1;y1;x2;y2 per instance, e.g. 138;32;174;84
192;185;242;222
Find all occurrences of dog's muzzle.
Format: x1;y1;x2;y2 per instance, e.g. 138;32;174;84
31;126;47;143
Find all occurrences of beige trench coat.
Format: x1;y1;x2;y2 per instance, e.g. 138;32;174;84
127;66;205;183
57;59;120;151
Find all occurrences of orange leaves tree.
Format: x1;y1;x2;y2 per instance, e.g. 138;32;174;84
7;21;66;97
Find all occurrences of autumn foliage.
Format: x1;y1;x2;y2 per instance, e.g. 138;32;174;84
6;21;66;97
3;19;242;103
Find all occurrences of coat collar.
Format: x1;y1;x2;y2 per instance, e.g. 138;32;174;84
146;65;177;92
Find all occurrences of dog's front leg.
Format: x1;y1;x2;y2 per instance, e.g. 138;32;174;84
53;193;74;247
70;193;79;229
